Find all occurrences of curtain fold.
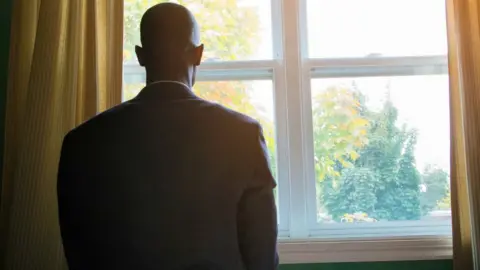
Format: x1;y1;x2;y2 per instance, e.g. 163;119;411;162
0;0;123;269
447;0;480;269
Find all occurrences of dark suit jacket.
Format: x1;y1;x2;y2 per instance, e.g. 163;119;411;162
57;82;279;270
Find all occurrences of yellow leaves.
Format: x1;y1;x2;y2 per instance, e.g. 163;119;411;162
341;213;377;223
353;118;369;127
123;49;131;61
339;158;352;168
350;151;360;161
313;86;373;182
318;171;326;182
341;214;354;223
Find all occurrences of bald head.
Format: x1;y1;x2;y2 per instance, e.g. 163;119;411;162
136;3;203;86
140;3;200;51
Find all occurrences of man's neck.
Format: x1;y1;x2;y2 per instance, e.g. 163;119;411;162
146;71;192;88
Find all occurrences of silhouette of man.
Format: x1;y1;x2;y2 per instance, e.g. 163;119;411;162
57;3;279;270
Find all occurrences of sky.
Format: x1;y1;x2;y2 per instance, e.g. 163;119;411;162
238;0;448;58
306;0;448;58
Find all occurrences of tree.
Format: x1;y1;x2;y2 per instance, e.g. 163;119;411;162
392;130;421;220
320;168;377;220
318;85;426;222
420;165;449;214
437;190;451;211
356;99;408;220
311;87;370;181
123;0;277;178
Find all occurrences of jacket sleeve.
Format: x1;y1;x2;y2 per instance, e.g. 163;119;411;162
57;132;87;270
237;123;279;270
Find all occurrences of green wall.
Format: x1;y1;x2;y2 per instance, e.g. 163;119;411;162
280;260;452;270
0;1;453;270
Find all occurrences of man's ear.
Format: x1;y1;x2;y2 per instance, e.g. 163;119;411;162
135;45;145;66
193;44;204;66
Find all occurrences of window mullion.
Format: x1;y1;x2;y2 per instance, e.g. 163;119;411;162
197;69;273;81
298;0;318;230
305;55;449;78
300;66;319;229
199;60;280;71
305;55;448;68
309;64;448;78
282;0;309;238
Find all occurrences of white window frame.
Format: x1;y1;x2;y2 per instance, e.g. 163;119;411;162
123;0;453;264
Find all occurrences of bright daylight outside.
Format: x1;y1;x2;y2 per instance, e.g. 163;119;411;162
123;0;451;237
311;76;450;225
307;0;450;227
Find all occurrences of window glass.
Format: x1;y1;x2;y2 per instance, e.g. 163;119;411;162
310;75;451;224
306;0;448;58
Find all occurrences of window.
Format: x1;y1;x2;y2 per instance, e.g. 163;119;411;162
123;0;451;263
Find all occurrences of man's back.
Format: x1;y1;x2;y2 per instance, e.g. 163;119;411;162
57;82;278;270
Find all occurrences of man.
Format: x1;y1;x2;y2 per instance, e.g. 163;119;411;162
57;3;278;270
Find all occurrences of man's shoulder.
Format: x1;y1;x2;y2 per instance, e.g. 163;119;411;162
203;100;260;128
65;101;135;141
64;98;262;142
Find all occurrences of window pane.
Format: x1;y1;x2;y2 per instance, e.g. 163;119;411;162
306;0;448;58
124;0;273;63
310;76;451;225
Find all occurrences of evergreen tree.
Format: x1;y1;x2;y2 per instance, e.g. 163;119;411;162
321;168;377;220
320;88;424;221
392;130;422;220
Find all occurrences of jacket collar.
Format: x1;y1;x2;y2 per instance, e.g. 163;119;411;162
134;81;198;102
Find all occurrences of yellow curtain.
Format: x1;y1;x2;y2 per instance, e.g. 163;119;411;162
0;0;123;269
447;0;480;269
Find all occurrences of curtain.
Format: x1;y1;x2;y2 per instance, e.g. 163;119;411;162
0;0;123;269
447;0;480;269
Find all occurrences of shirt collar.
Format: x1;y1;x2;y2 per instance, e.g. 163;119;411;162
147;80;191;90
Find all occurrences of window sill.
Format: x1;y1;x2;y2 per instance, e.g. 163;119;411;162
277;236;452;264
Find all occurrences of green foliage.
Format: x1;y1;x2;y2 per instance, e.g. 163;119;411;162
320;168;377;220
317;87;449;222
312;87;369;181
420;166;450;214
437;190;451;211
390;130;421;220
